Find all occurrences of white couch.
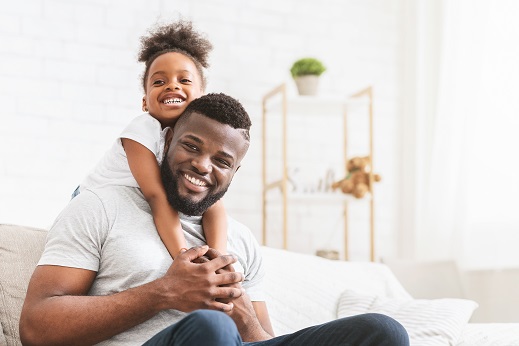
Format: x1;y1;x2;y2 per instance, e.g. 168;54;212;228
260;247;519;345
1;224;518;346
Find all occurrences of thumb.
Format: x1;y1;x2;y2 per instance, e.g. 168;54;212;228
178;245;209;261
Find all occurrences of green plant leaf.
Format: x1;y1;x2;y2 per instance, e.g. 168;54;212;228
290;57;326;77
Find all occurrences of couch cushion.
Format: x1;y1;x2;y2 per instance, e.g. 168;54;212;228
260;246;411;336
0;224;47;346
1;321;6;346
337;289;478;345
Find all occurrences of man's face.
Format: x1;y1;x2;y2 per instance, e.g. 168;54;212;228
161;112;249;215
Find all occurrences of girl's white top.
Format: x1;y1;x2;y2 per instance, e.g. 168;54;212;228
79;113;168;191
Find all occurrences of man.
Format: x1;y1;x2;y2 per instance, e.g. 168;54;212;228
20;93;409;345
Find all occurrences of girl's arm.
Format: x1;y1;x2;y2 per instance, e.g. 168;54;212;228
121;138;186;259
203;199;228;254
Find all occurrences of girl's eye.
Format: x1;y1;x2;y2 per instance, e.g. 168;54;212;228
181;78;192;83
153;80;165;86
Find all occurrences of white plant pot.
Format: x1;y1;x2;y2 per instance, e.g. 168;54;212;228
294;75;320;96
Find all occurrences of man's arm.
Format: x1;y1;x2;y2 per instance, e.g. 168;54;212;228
253;301;275;337
19;246;244;346
228;295;274;341
224;288;274;341
203;249;274;341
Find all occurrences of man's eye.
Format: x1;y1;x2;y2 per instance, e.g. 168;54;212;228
183;143;197;151
216;158;231;168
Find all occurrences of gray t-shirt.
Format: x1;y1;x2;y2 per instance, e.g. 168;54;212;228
39;186;265;345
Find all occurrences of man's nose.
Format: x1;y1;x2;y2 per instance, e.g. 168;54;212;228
191;156;212;174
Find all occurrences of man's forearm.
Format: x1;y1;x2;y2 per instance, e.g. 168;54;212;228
203;248;274;342
20;280;164;346
233;310;273;342
227;296;274;342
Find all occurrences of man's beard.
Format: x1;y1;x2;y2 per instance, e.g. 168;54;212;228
160;158;228;216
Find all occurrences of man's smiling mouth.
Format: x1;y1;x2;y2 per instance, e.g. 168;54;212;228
184;174;207;187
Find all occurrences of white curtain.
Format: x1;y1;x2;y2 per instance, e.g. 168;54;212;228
414;0;519;269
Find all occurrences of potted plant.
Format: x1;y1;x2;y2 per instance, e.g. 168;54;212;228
290;57;326;96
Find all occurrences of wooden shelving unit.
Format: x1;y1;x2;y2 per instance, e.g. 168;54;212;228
261;83;376;261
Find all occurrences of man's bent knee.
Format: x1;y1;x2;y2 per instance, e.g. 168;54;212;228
185;310;241;344
144;310;241;346
188;310;236;330
352;313;409;346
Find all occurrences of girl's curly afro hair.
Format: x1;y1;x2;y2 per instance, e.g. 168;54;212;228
138;19;213;92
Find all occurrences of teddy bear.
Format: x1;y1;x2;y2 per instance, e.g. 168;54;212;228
331;156;381;198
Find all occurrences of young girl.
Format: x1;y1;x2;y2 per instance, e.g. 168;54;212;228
75;20;227;259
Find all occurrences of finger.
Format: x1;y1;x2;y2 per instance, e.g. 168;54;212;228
217;261;236;274
198;252;237;273
218;271;244;287
192;256;209;264
204;248;221;260
204;254;237;272
177;245;209;262
209;301;234;313
203;248;236;274
212;286;244;300
216;259;236;275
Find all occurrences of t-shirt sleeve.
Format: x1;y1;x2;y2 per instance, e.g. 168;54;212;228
38;190;109;271
241;230;267;302
119;114;166;163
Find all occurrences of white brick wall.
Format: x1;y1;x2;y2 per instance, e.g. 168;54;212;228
0;0;405;261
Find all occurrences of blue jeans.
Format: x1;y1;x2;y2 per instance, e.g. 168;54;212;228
143;310;409;346
71;185;80;199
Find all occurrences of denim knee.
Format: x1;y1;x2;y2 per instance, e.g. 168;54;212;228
357;313;409;346
187;310;241;343
264;313;409;346
189;310;236;331
144;310;241;346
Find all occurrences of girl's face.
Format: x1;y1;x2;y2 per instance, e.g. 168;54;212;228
142;52;203;128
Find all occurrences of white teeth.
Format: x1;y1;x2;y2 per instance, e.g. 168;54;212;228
163;98;183;104
184;174;207;187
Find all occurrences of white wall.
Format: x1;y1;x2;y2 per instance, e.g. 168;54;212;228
0;0;405;260
384;258;519;322
463;268;519;323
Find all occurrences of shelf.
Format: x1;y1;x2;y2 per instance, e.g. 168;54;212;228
263;93;370;114
265;191;371;204
264;179;371;203
262;83;376;261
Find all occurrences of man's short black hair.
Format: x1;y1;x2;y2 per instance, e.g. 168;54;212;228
176;93;252;141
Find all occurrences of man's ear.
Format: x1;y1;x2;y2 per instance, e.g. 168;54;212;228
142;96;148;112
